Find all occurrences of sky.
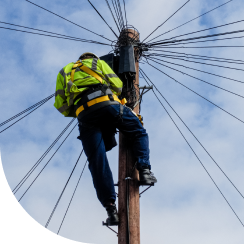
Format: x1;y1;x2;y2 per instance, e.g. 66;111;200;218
1;0;244;243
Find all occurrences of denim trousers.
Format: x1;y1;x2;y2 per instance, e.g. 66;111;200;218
77;104;150;207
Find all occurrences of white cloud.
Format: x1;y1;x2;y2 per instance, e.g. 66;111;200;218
1;0;244;243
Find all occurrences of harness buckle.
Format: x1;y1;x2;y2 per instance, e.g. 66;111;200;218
108;94;114;101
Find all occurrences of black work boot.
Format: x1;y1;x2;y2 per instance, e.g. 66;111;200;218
138;165;157;185
105;203;119;226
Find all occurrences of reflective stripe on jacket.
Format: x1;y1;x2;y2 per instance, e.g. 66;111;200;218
54;58;123;117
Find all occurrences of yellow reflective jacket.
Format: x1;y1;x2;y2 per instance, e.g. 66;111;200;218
54;58;123;117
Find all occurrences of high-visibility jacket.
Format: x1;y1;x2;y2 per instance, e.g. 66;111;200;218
54;58;123;117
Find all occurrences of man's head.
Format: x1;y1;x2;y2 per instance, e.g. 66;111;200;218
79;52;100;60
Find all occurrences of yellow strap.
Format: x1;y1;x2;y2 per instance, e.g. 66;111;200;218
76;95;121;117
121;98;127;105
70;61;103;84
71;61;80;82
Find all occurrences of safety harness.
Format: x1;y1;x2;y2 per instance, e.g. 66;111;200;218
71;60;126;118
71;60;143;125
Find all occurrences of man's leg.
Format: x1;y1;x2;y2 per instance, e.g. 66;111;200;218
78;123;116;207
109;105;150;168
105;104;157;185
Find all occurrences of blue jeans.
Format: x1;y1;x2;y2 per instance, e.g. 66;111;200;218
78;104;150;207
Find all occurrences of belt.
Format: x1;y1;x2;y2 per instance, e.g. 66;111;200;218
76;94;122;117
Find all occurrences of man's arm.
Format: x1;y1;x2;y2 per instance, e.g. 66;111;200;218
54;69;71;117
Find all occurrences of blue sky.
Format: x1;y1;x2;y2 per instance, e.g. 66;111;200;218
1;0;244;243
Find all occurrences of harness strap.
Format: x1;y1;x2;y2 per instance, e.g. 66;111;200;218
71;60;103;83
76;94;122;117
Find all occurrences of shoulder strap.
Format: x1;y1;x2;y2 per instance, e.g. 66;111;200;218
71;60;103;84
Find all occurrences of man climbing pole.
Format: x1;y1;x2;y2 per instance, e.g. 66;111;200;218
54;52;157;226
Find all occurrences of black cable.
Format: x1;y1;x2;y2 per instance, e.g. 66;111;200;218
151;45;244;49
13;118;76;194
18;122;78;202
156;19;244;43
111;0;122;30
116;0;125;28
114;0;123;29
0;26;112;46
148;53;242;65
57;134;104;233
142;0;190;42
146;0;233;43
87;0;118;38
57;159;88;234
122;0;128;27
0;95;54;134
25;0;113;42
45;149;84;228
149;54;244;72
105;0;121;32
153;49;244;64
139;69;244;228
148;29;244;46
0;21;108;44
0;94;54;128
156;35;244;47
140;68;244;200
147;57;244;99
149;52;244;65
143;55;244;84
146;60;244;125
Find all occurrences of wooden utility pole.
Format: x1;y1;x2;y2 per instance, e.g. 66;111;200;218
118;29;140;244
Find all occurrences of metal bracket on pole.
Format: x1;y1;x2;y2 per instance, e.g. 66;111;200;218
102;222;118;236
133;85;153;110
139;85;153;90
139;184;154;197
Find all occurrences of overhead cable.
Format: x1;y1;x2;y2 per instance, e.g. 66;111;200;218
152;45;244;49
144;55;244;84
153;49;244;63
0;94;54;128
149;53;244;65
0;26;112;46
111;0;123;30
122;0;128;27
139;69;244;228
0;94;54;134
149;54;244;72
141;68;244;199
146;60;244;125
142;0;190;42
87;0;119;38
57;160;88;234
12;118;76;195
116;0;125;28
155;35;244;47
105;0;121;32
18;122;78;202
146;0;234;43
45;150;84;228
157;19;244;42
25;0;113;42
0;21;106;43
148;29;244;46
147;57;244;100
